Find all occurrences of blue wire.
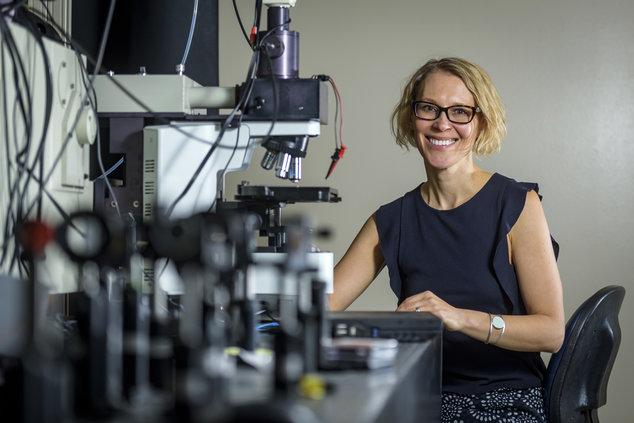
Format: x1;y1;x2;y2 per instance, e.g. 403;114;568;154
180;0;199;66
256;322;280;331
93;156;124;181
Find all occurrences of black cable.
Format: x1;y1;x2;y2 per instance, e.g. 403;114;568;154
165;43;262;218
22;0;122;219
232;0;251;47
0;12;35;272
32;2;257;152
0;2;115;275
0;0;120;276
18;9;55;221
171;9;290;216
90;1;116;87
254;0;263;45
257;300;279;323
19;167;86;237
19;2;102;221
210;26;283;211
4;32;32;165
207;26;281;211
0;0;27;15
36;2;99;134
81;0;121;217
1;29;16;261
1;4;97;273
210;117;245;212
0;13;34;168
246;10;295;151
92;73;257;150
165;1;271;215
257;32;281;146
209;109;255;212
155;257;171;288
34;2;253;151
170;12;288;217
34;0;260;223
7;7;53;268
30;0;283;221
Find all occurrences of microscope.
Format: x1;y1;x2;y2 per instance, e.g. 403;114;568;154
92;0;339;299
0;2;341;421
87;2;338;416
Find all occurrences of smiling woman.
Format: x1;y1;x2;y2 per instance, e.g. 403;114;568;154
412;71;481;174
391;57;507;159
330;57;564;423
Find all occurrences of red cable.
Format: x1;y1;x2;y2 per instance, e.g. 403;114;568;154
325;77;346;179
329;76;345;149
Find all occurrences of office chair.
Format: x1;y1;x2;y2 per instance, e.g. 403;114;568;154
543;285;625;423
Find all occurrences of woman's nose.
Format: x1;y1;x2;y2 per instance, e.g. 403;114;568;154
433;111;453;130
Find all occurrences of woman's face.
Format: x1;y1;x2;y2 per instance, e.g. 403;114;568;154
413;71;481;171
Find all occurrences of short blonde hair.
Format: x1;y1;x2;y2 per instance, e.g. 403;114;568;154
390;57;506;157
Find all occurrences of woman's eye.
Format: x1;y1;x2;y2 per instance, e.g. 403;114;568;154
451;107;471;118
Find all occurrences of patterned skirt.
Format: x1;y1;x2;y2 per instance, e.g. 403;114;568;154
441;386;546;423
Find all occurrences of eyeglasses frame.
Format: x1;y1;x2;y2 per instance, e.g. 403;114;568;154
411;100;481;124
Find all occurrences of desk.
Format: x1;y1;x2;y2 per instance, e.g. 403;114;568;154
229;312;442;423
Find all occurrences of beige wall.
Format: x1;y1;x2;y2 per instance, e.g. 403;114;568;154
220;1;634;421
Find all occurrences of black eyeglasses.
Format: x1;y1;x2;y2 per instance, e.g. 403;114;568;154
412;101;481;124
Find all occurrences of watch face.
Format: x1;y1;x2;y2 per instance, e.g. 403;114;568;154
492;316;505;329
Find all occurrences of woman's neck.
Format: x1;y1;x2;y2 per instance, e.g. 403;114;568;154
421;162;491;210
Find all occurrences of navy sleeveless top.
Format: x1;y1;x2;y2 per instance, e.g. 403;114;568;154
375;173;559;394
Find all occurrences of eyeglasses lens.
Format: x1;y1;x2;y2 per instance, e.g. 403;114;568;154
414;102;474;123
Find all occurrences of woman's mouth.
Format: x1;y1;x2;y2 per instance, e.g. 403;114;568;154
428;137;457;147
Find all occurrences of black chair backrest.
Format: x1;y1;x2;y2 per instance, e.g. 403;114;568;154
543;285;625;423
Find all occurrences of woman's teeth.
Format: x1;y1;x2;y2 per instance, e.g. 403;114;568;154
429;138;456;146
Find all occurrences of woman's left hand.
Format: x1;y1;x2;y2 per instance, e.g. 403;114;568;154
396;290;463;331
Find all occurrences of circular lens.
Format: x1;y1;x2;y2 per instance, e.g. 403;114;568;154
58;212;110;261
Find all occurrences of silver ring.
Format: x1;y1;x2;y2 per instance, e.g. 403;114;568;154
415;307;421;312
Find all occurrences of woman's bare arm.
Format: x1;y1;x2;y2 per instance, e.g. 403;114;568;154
329;214;385;311
397;191;565;353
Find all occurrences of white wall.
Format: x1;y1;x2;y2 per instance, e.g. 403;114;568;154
219;1;634;421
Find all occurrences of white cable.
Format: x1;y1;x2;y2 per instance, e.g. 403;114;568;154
180;0;199;67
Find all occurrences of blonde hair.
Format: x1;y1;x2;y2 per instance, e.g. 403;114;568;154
390;57;506;157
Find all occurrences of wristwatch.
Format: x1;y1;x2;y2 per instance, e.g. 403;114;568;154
491;315;506;345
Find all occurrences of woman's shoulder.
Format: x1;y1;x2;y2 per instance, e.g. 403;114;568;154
490;172;542;198
377;185;421;210
375;185;421;228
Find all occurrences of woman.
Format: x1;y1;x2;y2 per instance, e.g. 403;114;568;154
330;57;564;423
